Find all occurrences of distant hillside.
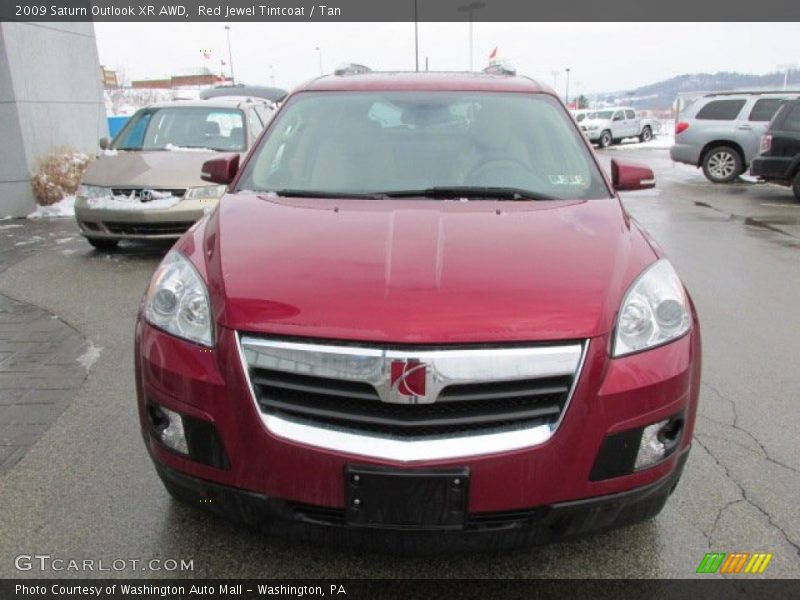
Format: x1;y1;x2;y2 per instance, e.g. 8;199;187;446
595;71;800;110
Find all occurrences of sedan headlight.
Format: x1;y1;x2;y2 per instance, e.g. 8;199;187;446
144;251;214;347
77;184;112;199
183;185;227;200
612;259;691;357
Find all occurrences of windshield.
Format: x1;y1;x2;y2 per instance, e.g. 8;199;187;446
237;91;611;200
592;110;615;120
113;107;245;152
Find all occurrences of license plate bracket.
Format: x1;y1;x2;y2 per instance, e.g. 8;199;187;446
345;465;469;530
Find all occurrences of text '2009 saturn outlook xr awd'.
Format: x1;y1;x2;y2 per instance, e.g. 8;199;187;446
135;64;701;552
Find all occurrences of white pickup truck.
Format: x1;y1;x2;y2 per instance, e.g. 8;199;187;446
580;107;658;148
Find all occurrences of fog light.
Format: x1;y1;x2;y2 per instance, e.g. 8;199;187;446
634;420;668;469
151;406;188;455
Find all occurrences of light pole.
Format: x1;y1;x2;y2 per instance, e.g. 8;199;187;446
269;64;275;86
315;46;323;75
565;68;571;107
457;2;485;71
414;0;419;71
777;63;798;89
224;26;235;84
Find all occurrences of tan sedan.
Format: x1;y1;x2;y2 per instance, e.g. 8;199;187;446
75;98;274;249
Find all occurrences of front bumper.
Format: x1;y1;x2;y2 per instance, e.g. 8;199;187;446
135;317;701;546
74;196;215;240
152;445;689;552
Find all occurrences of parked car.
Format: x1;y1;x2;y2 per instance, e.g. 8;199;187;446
570;108;593;123
750;99;800;200
136;65;701;551
580;107;657;148
74;98;275;249
670;90;796;183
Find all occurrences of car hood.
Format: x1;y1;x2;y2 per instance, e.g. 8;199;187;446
81;150;230;188
193;194;657;344
581;118;610;128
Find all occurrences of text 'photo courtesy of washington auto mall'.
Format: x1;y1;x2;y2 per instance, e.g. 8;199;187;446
0;0;799;598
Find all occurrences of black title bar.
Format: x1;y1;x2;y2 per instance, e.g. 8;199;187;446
2;0;799;22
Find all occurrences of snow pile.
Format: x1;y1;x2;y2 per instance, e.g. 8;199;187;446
165;143;214;152
87;190;181;211
101;148;119;156
27;195;76;218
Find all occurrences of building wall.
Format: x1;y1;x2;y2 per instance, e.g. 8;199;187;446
0;22;107;217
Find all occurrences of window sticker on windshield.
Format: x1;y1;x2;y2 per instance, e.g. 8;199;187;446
549;174;586;185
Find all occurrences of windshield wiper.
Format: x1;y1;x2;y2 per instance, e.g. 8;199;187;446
381;187;556;201
270;189;389;200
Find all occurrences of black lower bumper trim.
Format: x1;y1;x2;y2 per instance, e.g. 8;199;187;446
152;446;689;554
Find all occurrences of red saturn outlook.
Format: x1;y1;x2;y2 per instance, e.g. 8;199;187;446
135;64;701;552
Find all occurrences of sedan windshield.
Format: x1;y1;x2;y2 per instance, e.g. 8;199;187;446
237;91;611;200
113;107;245;152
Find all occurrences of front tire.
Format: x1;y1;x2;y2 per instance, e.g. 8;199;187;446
87;237;119;250
598;130;612;149
639;126;653;143
793;171;800;201
702;146;743;183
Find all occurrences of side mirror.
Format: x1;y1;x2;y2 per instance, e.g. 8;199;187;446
611;158;656;192
201;154;240;185
613;115;623;121
98;137;110;150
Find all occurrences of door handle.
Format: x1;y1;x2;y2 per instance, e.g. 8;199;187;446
737;125;753;130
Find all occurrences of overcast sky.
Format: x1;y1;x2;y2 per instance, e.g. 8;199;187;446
95;22;800;96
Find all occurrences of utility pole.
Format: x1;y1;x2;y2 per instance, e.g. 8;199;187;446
315;46;323;75
224;26;235;84
565;68;571;107
777;63;798;89
414;0;419;71
551;71;560;90
457;2;485;71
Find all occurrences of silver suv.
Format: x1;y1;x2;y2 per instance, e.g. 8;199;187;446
670;91;796;183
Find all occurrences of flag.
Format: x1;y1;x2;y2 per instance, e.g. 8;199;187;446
489;47;498;60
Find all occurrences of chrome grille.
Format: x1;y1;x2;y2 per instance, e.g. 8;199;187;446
238;336;586;455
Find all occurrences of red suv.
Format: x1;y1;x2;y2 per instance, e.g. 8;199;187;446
135;66;701;551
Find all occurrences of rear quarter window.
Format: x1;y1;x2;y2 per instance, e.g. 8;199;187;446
780;104;800;132
748;98;785;122
695;99;746;120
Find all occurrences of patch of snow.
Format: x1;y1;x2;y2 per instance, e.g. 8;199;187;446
1;215;12;220
14;235;44;246
88;190;181;211
101;148;119;156
0;224;23;230
612;134;674;150
165;143;214;152
77;341;102;372
27;195;76;219
55;237;76;244
61;248;77;255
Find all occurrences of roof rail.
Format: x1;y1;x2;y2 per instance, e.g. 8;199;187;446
703;89;800;97
334;63;372;76
483;60;516;76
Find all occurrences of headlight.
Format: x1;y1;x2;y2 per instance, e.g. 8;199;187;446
77;184;112;199
612;259;691;357
183;185;227;200
144;251;214;347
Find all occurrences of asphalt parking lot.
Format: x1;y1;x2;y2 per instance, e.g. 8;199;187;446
0;144;798;578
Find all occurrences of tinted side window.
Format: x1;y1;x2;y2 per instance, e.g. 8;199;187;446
749;98;784;122
695;99;746;120
625;110;635;119
781;104;800;132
